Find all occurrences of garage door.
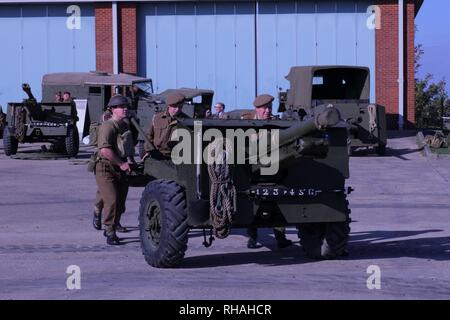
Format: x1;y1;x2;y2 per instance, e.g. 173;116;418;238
138;1;375;110
138;1;256;109
0;4;95;109
257;0;375;103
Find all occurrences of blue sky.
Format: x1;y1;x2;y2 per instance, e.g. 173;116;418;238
415;0;450;93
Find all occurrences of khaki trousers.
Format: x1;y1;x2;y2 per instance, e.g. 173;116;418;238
95;160;129;235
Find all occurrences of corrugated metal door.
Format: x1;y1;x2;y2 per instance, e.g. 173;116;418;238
139;1;256;109
139;1;376;110
257;0;376;103
0;4;95;108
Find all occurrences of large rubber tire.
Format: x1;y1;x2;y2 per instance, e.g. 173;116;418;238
65;125;79;157
3;126;18;156
298;200;351;260
139;179;188;268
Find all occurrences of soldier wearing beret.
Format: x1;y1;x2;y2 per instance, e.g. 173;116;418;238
245;94;292;249
143;92;187;160
241;94;279;120
95;94;133;245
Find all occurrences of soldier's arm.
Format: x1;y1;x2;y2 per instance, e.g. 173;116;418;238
100;147;130;172
98;122;131;172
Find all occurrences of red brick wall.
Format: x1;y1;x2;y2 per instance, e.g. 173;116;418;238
376;0;416;129
95;2;137;75
119;3;137;75
95;3;113;73
405;0;416;128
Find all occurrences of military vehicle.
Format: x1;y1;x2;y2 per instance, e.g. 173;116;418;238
279;66;387;155
41;72;152;139
127;101;352;268
2;84;79;156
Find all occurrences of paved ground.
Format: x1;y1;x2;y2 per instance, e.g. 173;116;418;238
0;132;449;300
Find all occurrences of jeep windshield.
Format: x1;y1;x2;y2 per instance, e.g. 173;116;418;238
133;80;154;95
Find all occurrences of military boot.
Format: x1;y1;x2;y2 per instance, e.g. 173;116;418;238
115;223;127;233
276;237;293;249
93;212;102;230
104;231;120;245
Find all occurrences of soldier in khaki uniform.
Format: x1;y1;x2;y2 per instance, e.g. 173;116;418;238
143;92;187;160
244;94;293;249
92;109;112;231
95;95;132;245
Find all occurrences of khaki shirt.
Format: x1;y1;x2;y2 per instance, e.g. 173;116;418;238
97;119;128;162
241;110;278;120
145;111;186;156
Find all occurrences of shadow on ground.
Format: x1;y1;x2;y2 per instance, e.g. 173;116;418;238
181;228;449;268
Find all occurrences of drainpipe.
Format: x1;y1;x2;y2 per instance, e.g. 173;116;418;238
398;0;404;130
112;1;119;74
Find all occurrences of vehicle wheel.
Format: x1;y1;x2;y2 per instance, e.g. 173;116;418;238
3;126;18;156
139;179;188;268
376;143;386;156
298;200;351;259
65;125;79;157
138;140;145;159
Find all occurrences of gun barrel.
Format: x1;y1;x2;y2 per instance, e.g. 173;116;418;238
21;83;36;101
129;116;153;147
278;107;341;146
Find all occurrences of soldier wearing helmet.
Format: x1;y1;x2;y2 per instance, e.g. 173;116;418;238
94;94;134;245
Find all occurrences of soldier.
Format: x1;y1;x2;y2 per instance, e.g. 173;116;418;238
95;95;133;245
54;91;63;102
92;109;113;231
244;94;293;249
62;91;72;102
143;92;187;160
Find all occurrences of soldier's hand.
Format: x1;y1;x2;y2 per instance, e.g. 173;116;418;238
120;162;131;173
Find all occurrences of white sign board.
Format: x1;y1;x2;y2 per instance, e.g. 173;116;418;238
73;99;88;143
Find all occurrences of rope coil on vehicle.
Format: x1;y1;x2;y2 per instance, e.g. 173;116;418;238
207;141;236;239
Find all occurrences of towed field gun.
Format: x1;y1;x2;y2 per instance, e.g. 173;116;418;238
127;97;352;268
2;83;79;156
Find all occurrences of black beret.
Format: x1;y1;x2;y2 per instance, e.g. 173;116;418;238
253;94;274;108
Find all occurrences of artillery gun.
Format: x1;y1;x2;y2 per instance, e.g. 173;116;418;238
2;83;79;156
128;102;352;268
279;66;387;155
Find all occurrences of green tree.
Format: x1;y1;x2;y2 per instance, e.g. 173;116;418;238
415;44;449;129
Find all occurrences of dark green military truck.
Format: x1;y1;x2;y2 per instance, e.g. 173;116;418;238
279;66;387;155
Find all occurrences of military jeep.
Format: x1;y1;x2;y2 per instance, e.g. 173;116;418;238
279;66;387;155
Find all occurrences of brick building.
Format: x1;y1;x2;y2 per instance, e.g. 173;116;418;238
0;0;423;129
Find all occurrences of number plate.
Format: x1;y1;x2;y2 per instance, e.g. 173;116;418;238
249;187;323;197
